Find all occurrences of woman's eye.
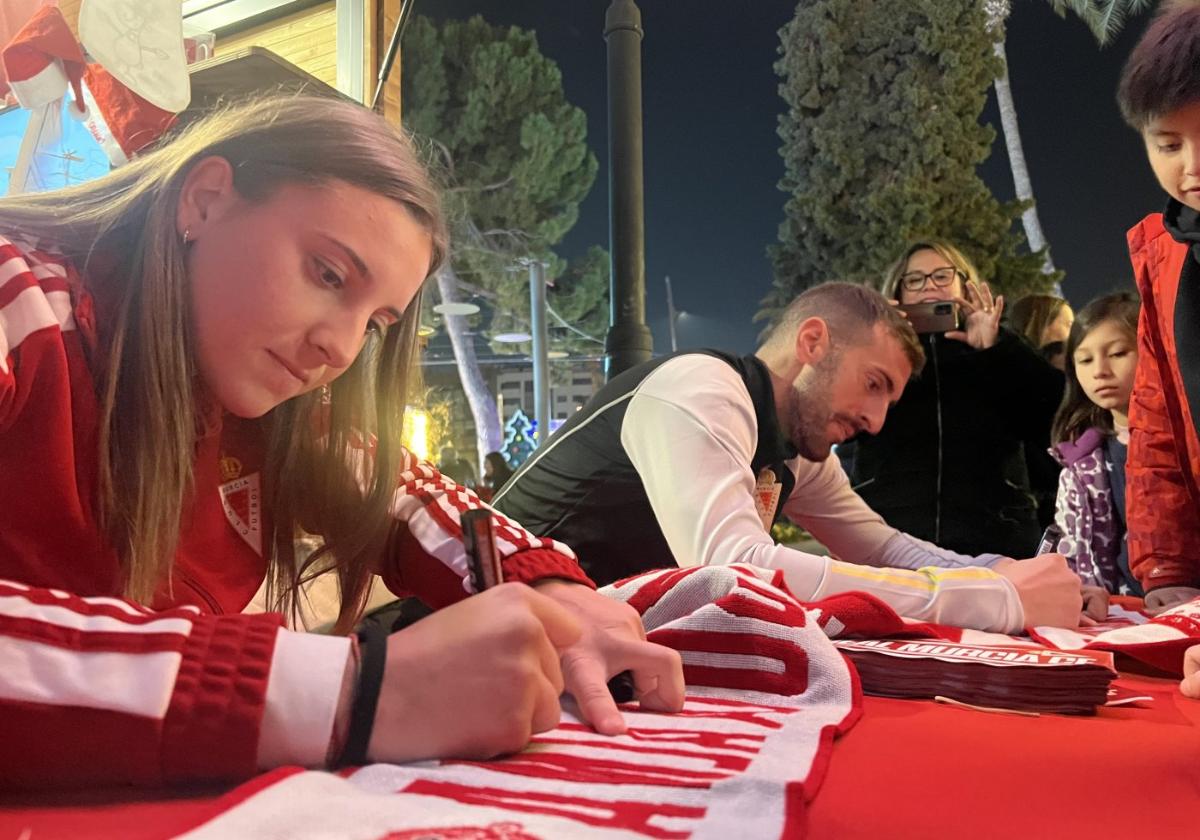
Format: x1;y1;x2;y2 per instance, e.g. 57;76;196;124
1158;143;1181;153
316;261;345;290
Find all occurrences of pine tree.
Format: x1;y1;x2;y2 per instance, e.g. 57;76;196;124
765;0;1057;327
402;15;603;463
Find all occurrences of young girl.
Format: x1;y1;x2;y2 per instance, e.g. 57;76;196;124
0;95;682;788
1050;292;1142;598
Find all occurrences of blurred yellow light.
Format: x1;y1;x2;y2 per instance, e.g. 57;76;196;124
405;409;429;461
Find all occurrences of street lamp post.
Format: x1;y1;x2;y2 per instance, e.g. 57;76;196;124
528;259;551;446
604;0;653;379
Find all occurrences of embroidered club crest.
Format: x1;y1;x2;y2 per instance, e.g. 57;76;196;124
219;472;262;555
754;467;783;531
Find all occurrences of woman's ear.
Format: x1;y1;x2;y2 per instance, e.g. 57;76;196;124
175;156;237;240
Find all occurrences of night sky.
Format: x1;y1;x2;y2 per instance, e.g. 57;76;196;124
420;1;1165;355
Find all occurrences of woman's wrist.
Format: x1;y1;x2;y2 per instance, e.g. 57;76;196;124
325;634;360;767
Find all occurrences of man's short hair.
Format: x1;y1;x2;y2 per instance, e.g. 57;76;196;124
1118;1;1200;130
763;281;925;377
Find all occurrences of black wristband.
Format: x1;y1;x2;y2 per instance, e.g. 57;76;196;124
338;620;388;767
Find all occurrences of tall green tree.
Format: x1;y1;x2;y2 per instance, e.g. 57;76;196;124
986;0;1150;290
765;0;1055;327
402;15;601;464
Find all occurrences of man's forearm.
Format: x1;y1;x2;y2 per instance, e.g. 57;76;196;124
863;532;1006;571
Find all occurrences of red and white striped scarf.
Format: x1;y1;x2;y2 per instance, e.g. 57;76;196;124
177;565;1200;839
178;566;859;840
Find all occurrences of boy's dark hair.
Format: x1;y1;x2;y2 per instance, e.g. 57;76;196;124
1118;1;1200;129
1051;291;1141;446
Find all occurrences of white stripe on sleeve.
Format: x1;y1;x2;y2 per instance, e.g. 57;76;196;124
257;628;353;769
0;638;181;717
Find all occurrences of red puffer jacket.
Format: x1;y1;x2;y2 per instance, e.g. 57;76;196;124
1126;213;1200;592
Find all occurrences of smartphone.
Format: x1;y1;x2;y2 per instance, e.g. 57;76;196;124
898;301;961;334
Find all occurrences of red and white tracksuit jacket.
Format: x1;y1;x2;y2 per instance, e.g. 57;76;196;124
0;235;591;789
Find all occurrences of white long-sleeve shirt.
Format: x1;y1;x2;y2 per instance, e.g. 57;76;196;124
497;352;1023;632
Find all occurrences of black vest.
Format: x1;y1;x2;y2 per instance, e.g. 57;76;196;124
493;351;796;586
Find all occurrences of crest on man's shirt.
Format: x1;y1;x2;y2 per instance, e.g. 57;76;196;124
219;473;261;555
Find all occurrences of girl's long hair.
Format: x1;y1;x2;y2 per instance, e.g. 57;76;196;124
0;94;447;631
1051;291;1140;446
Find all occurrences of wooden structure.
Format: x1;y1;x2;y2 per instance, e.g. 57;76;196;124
53;0;404;125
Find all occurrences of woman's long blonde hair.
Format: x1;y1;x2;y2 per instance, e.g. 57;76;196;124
0;94;447;630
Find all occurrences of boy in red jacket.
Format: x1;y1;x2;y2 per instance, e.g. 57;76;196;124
1117;1;1200;615
1118;0;1200;698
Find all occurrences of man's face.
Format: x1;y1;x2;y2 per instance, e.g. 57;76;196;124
785;323;913;461
1144;100;1200;213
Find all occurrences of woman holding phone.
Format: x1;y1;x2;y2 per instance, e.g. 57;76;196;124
839;239;1065;558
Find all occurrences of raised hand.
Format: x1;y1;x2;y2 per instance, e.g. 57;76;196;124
947;279;1004;350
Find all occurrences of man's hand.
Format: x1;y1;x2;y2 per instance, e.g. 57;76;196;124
364;583;581;764
533;580;686;734
1181;645;1200;700
1143;586;1200;615
993;554;1082;629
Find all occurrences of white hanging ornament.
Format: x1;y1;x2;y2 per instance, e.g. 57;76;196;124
78;0;190;113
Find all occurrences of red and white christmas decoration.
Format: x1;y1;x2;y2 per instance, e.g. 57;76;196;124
0;2;185;193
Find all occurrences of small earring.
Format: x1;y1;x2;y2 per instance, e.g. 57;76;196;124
182;227;191;244
320;384;331;404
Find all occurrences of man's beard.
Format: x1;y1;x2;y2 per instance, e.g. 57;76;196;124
789;355;839;462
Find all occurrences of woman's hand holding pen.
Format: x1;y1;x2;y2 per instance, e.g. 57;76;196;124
363;583;582;764
533;579;686;735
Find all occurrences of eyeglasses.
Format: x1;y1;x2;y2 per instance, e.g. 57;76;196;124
899;267;962;291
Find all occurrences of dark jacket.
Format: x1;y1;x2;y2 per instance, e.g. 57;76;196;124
843;328;1064;559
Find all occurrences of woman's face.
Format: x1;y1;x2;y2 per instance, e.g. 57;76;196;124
1041;305;1075;347
897;248;964;305
183;162;433;418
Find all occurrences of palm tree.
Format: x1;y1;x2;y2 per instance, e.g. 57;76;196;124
985;0;1151;291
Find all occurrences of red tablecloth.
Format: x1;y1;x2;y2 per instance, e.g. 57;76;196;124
809;671;1200;839
3;670;1196;839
